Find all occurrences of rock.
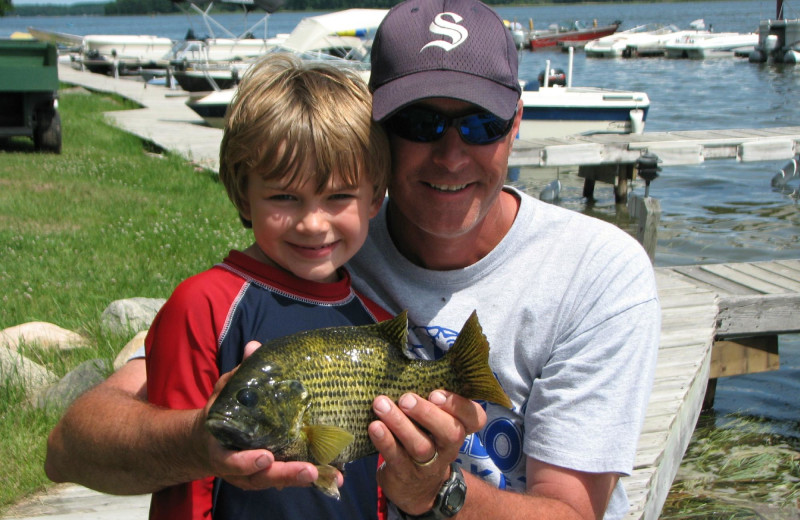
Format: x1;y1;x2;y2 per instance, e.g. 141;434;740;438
114;330;148;370
0;322;87;351
101;297;165;334
33;359;110;410
0;346;58;393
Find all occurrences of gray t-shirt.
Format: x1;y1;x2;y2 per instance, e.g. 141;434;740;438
347;186;661;519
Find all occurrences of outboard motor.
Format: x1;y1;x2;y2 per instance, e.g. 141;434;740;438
538;68;567;87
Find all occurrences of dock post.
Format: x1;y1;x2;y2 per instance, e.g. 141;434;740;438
627;194;661;262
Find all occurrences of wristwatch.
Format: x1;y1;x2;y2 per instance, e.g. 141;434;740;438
398;462;467;519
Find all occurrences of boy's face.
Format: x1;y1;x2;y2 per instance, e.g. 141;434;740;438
241;164;381;283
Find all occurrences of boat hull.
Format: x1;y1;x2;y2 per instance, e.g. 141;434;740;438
519;87;649;139
748;18;800;63
665;33;758;59
189;85;650;140
530;23;620;49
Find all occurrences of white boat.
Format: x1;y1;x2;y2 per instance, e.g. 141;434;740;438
189;51;650;140
665;31;759;58
519;55;648;139
519;86;648;138
173;8;386;92
27;28;174;75
585;23;679;58
748;0;800;63
622;19;711;57
186;63;371;127
78;34;175;74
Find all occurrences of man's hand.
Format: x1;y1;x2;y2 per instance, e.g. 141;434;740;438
368;390;486;515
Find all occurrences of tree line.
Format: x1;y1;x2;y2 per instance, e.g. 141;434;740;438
5;0;632;18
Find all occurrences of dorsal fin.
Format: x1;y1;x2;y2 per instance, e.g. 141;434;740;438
376;310;408;353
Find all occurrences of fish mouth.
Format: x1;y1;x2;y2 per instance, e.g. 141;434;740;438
206;417;261;451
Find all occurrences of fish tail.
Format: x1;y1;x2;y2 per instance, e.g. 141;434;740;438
445;311;512;409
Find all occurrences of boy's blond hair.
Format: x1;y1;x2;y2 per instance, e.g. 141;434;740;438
219;54;390;227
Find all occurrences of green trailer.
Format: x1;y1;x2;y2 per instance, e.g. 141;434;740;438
0;38;62;153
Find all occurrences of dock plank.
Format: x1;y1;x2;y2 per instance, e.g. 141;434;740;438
700;264;790;294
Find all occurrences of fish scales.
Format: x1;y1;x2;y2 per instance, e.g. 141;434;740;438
206;310;511;498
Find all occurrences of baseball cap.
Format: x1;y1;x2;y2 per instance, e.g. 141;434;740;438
369;0;521;122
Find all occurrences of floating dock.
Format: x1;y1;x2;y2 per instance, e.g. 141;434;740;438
4;65;798;520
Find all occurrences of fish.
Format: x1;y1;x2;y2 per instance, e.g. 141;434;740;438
205;310;511;498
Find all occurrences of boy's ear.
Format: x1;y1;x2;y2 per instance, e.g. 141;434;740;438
239;200;252;223
369;195;383;219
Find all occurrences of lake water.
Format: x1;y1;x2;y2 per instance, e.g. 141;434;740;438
2;1;798;437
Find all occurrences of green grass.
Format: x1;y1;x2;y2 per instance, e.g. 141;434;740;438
0;84;250;512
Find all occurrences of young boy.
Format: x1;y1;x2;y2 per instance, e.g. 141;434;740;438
144;53;392;520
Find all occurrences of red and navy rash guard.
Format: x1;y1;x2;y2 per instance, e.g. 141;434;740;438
145;250;392;520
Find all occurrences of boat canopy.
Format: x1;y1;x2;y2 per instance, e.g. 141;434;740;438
280;9;388;52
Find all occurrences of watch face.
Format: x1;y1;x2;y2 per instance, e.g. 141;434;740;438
438;465;467;517
443;485;466;513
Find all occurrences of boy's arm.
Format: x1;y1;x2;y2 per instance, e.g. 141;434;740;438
45;358;324;495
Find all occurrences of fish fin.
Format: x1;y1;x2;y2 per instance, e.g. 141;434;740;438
313;464;341;499
446;311;512;409
304;424;354;465
377;310;409;353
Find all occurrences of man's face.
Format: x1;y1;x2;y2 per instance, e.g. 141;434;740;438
386;98;522;242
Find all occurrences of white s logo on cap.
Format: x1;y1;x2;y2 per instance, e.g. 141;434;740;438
421;12;468;52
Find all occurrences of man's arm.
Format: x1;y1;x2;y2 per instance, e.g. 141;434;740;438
45;357;326;495
369;391;617;520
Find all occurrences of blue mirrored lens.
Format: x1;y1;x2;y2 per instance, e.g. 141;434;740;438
386;107;513;145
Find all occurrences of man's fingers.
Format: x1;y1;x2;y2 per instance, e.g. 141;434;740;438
428;390;487;434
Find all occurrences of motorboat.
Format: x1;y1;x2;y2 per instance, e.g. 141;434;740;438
529;20;621;50
748;0;800;63
519;56;648;139
78;34;175;74
186;57;371;127
173;8;386;92
520;86;648;138
27;28;174;75
585;23;678;58
665;31;759;58
188;51;649;141
623;19;711;57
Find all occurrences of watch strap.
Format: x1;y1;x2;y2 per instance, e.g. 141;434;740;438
397;462;467;519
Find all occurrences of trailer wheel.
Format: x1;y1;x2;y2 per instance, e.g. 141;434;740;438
34;108;62;154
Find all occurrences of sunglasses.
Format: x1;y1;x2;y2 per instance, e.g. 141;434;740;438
384;105;516;146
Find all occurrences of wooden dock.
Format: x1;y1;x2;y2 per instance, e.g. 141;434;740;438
6;65;797;520
623;259;800;519
510;127;800;168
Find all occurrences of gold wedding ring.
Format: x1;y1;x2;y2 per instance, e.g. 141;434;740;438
413;449;439;468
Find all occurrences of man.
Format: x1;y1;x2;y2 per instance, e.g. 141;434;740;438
45;1;660;518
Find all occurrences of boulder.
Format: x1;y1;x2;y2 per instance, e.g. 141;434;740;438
0;346;58;393
114;330;148;370
101;297;165;334
0;322;87;351
33;359;110;410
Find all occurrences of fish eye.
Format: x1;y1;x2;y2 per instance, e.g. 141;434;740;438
236;388;259;408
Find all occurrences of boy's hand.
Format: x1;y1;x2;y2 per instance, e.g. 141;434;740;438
200;341;344;491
